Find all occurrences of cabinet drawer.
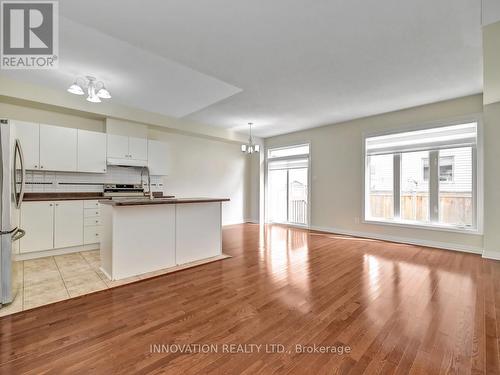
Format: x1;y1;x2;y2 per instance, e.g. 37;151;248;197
84;200;100;209
84;226;101;244
85;217;101;226
84;208;100;217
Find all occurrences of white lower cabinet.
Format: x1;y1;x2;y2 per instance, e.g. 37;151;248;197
20;201;55;253
84;200;101;245
54;201;84;248
84;217;101;226
20;199;100;254
84;226;101;245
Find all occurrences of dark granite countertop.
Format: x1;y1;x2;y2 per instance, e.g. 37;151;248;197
23;192;173;202
23;193;110;201
99;197;230;206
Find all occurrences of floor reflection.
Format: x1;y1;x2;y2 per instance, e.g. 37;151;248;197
259;225;311;311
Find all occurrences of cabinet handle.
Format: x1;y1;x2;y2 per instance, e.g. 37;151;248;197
95;220;98;223
55;204;59;206
49;203;53;206
40;166;44;169
34;165;38;168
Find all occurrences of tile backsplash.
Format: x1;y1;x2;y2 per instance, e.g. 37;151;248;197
24;166;164;193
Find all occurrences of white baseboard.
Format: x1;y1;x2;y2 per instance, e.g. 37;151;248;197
99;266;112;281
244;219;260;224
482;251;500;260
223;219;260;226
308;225;483;255
14;243;100;261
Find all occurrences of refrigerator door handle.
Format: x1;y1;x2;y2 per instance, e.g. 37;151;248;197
0;226;18;235
11;227;25;242
14;139;25;209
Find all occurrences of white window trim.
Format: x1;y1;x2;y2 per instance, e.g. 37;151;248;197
265;141;312;228
361;114;484;235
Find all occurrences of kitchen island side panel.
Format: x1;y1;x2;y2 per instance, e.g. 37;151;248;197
112;205;176;280
175;202;222;265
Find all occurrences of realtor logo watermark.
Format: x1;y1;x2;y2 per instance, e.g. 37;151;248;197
1;1;58;69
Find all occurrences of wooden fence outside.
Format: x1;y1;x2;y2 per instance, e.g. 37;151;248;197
369;192;472;225
289;199;307;224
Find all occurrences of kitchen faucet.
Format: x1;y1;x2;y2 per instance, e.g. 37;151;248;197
140;166;153;200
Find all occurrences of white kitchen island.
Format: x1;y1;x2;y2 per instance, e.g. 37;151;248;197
99;198;229;280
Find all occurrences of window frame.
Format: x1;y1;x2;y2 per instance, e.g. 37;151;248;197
362;116;483;235
265;142;312;228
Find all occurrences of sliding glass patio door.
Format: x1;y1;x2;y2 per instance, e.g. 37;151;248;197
267;144;310;226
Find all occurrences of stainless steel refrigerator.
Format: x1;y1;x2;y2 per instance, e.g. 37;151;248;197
0;119;26;307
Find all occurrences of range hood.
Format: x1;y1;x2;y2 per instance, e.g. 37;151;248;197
107;157;147;167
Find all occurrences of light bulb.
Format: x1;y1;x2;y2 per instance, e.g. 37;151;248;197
97;87;111;99
67;83;84;95
86;95;101;103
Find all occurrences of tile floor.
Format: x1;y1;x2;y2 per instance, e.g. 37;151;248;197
0;250;230;317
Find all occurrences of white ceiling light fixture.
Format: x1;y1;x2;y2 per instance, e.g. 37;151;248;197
241;123;260;154
67;75;112;103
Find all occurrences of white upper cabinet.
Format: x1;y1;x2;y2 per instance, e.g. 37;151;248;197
148;140;169;175
14;121;40;170
39;124;77;171
107;134;129;159
107;134;148;166
129;137;148;161
77;130;107;173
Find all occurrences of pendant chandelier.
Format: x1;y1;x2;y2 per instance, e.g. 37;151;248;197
67;75;111;103
241;123;260;154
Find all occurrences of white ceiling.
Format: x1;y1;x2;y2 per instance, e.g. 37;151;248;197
4;1;483;137
1;17;241;118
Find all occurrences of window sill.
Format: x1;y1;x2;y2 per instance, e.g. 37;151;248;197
363;218;482;235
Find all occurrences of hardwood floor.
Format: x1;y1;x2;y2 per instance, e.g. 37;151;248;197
1;223;499;374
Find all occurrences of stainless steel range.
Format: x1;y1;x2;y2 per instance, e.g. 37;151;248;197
103;184;145;198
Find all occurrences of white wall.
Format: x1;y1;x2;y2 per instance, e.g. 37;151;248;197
483;102;500;257
484;21;500;105
265;95;484;253
149;128;251;225
482;21;500;258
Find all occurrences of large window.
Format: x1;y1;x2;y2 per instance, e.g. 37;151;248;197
364;122;478;231
267;144;309;225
